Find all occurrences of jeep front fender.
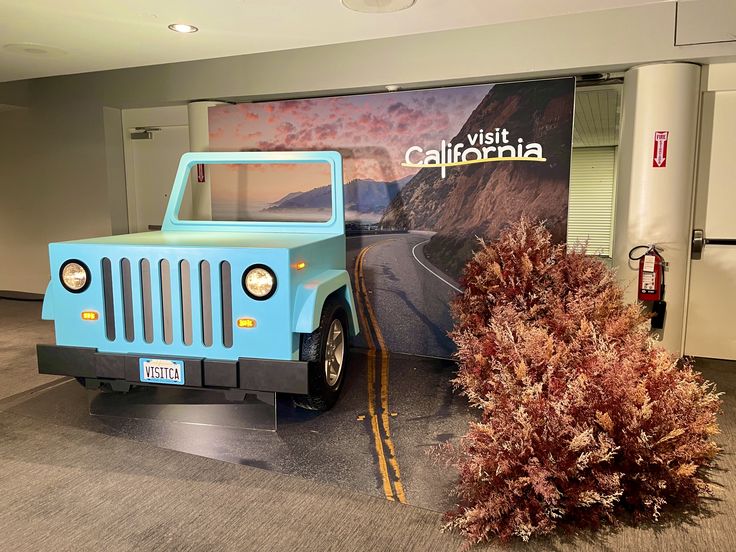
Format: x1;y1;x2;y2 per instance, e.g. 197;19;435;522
41;281;54;320
293;270;359;336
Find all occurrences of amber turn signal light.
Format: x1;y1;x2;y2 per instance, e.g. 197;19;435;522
81;311;99;321
237;318;256;328
295;261;307;270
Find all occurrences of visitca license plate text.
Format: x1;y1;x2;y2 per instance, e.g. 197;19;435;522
139;358;185;385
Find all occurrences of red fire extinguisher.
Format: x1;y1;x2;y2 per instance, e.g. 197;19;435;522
629;245;666;329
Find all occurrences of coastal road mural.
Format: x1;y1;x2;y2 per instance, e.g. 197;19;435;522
208;78;575;359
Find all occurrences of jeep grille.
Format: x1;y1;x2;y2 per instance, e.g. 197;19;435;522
101;257;233;348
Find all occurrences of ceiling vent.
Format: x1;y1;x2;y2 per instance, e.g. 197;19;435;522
341;0;416;14
2;43;66;56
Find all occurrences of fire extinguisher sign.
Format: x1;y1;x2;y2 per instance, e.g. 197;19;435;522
652;131;669;168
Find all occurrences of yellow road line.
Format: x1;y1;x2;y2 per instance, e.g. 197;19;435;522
401;156;547;169
380;351;406;503
358;245;407;504
353;245;394;501
353;247;375;350
355;240;407;504
367;350;394;501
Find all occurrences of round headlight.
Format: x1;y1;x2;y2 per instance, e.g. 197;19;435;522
60;260;90;293
243;265;276;300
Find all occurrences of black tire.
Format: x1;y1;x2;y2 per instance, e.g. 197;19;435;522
294;296;349;411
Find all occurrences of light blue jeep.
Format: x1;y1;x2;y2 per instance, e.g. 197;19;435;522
37;151;359;411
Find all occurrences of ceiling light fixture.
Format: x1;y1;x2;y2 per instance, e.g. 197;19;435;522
168;23;198;33
342;0;416;14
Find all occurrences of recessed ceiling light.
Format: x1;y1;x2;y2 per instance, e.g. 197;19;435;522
3;42;66;56
342;0;416;14
168;23;198;33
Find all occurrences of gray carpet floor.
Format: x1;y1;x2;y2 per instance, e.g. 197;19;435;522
0;299;58;400
0;409;469;552
1;299;735;551
1;384;734;552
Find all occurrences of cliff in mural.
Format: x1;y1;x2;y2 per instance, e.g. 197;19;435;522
380;79;573;277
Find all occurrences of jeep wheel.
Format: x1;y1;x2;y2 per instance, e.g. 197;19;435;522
295;297;348;411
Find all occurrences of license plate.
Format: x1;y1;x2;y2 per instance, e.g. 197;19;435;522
139;358;185;385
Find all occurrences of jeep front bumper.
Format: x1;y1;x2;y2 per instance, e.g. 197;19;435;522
37;344;309;394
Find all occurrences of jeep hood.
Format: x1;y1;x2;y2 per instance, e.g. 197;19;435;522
59;231;337;250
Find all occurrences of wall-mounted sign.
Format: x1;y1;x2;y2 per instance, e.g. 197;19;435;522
653;130;669;168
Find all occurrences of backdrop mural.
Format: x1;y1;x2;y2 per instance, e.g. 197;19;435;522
208;78;575;358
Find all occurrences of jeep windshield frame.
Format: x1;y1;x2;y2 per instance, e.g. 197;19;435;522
162;151;345;235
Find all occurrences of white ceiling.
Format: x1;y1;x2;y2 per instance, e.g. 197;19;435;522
0;0;668;83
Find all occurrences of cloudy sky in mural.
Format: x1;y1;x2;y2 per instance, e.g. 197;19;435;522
208;84;492;184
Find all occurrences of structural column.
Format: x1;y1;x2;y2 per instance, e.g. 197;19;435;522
613;63;701;354
187;101;228;220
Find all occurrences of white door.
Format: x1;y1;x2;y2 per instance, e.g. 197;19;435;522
128;125;190;232
685;91;736;360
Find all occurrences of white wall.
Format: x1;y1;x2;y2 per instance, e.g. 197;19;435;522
121;105;189;232
1;2;736;293
0;102;112;293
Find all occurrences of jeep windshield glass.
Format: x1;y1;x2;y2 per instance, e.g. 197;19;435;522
178;162;333;223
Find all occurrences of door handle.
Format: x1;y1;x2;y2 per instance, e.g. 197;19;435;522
692;228;736;259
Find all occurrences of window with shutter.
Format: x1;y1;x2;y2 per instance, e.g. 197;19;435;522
567;147;616;257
